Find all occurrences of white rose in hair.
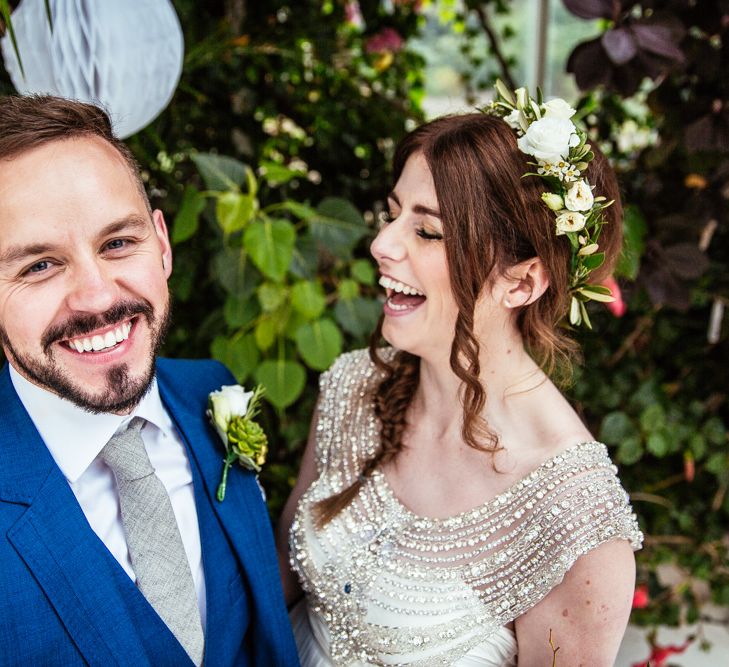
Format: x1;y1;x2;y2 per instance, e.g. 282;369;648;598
542;98;576;120
517;117;580;164
504;109;523;131
555;211;586;235
564;179;594;211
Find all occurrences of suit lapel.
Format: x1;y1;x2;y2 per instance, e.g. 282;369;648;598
0;366;192;666
157;362;296;665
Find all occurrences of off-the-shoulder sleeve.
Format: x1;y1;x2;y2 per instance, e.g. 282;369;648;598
313;348;383;480
482;442;643;622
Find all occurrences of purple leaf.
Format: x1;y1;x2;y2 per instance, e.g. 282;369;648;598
631;23;685;62
567;38;613;90
663;243;710;280
562;0;618;20
602;28;638;65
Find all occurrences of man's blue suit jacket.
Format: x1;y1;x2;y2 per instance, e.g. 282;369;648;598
0;358;299;667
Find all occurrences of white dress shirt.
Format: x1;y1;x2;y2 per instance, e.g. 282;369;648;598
9;365;207;629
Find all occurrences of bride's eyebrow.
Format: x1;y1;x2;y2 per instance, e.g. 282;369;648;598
387;191;441;219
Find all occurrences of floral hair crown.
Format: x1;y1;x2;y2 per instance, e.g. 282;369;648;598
486;80;616;329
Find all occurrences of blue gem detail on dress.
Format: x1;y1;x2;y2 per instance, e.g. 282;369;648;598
344;583;352;594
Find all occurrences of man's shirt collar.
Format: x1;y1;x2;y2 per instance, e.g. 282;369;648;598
9;364;172;483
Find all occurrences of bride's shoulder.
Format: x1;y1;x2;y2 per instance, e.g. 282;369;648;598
319;347;394;393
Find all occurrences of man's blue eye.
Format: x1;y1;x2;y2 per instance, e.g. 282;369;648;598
107;239;125;249
29;260;49;273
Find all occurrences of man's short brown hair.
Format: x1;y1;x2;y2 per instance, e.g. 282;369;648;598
0;95;150;211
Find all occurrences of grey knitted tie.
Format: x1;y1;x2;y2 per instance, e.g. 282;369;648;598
100;417;204;666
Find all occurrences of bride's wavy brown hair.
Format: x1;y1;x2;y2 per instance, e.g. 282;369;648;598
315;113;622;527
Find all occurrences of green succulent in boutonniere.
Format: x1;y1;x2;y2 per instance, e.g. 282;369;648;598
207;384;268;502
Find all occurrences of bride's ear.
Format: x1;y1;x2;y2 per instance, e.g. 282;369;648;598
501;257;549;309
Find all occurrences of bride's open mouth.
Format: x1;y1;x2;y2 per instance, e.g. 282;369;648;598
379;275;426;313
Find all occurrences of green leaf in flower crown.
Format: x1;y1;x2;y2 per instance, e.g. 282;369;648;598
172;185;205;245
334;297;382;338
255;359;306;409
581;251;605;271
295;318;343;371
191;153;248;191
244;218;296;281
291;280;326;320
577;285;615;302
210;333;260;383
215;191;256;234
310;197;369;260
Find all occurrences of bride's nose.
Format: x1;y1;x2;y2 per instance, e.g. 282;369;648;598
370;216;407;263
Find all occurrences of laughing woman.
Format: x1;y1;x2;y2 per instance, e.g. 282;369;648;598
277;85;642;666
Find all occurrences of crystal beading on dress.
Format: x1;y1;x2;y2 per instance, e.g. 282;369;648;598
289;349;643;667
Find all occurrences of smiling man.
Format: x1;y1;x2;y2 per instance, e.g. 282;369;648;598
0;96;298;667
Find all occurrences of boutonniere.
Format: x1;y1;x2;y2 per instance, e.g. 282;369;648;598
207;384;268;502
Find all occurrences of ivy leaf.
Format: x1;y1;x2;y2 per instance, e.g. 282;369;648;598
291;281;326;319
600;411;638;445
310;197;369;260
212;248;260;299
191;153;248;191
254;317;277;351
172;185;205;244
617;205;648;280
244;218;296;281
337;279;360;301
617;436;643;465
640;404;666;433
334;297;382;338
351;259;376;285
210;333;260;383
295;318;342;371
646;431;669;457
289;232;319;280
257;282;287;313
223;294;259;328
255;359;306;409
215;192;256;234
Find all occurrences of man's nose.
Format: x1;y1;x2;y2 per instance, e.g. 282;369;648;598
65;260;120;314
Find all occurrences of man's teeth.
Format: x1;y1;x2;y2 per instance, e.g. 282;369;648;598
379;275;424;296
68;322;132;353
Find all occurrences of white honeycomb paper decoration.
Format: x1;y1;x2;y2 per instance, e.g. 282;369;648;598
1;0;184;139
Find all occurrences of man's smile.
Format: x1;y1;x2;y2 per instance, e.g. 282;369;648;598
62;319;134;353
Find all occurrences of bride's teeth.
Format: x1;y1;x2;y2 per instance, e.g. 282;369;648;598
378;275;424;296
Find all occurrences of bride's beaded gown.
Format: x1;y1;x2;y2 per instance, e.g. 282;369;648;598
289;350;643;666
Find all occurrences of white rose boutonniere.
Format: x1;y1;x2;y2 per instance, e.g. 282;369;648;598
207;384;268;501
517;116;580;164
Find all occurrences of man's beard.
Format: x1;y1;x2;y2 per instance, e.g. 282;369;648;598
1;298;171;414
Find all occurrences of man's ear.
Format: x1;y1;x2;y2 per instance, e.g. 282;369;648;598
502;257;549;309
152;209;173;279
